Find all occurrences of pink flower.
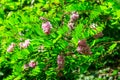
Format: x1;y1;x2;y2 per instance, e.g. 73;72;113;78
42;21;52;34
57;55;64;65
22;43;28;48
77;40;92;55
70;12;79;21
19;39;30;49
76;46;83;54
29;60;37;68
25;39;30;44
78;40;87;47
24;39;30;48
68;11;79;30
7;43;15;52
57;55;64;70
68;22;74;30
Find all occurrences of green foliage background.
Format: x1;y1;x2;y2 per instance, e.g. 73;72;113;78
0;0;120;80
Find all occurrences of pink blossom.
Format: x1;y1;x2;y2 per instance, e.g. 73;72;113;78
68;11;79;30
42;21;52;34
24;39;30;48
76;46;83;54
29;60;37;68
57;55;64;65
19;39;30;49
7;43;15;52
78;40;87;47
77;40;92;55
57;55;64;70
25;39;30;44
22;43;28;48
68;22;74;30
70;12;79;21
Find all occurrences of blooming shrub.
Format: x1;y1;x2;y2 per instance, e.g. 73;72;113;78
0;0;120;80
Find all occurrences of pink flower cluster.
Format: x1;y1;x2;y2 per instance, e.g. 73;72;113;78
42;21;52;34
70;12;79;22
7;43;15;52
76;40;92;55
23;60;38;70
19;39;30;49
68;12;79;29
57;55;65;70
29;60;38;68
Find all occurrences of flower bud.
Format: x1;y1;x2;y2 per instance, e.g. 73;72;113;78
42;21;52;34
7;43;15;52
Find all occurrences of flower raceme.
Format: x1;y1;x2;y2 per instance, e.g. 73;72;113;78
42;21;52;34
19;39;30;49
57;55;65;70
68;11;79;30
7;43;15;52
76;40;92;55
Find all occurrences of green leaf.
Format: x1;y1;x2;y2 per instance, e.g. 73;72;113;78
0;72;4;76
53;34;62;44
112;70;118;76
107;43;117;53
